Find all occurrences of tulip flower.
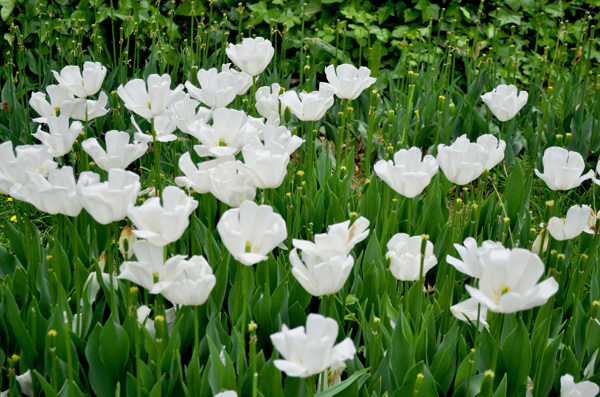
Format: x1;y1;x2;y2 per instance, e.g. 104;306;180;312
226;37;275;76
217;200;287;265
170;98;212;134
131;113;177;143
255;83;281;119
324;64;376;100
279;83;335;121
185;67;244;109
127;186;198;246
32;114;83;157
535;147;594;190
0;141;57;195
207;159;257;207
446;237;505;279
476;134;506;171
560;374;599;397
437;134;505;185
215;392;237;397
117;74;184;121
15;370;33;397
187;108;259;157
52;61;107;98
270;313;356;378
222;63;253;95
290;246;354;297
385;233;437;281
69;91;110;121
10;166;82;217
77;169;141;224
464;248;559;313
262;125;304;154
374;147;439;198
175;154;232;194
150;254;216;306
118;240;166;290
450;298;489;331
30;85;79;123
290;217;369;296
481;84;528;122
243;140;290;189
82;130;148;171
547;204;594;241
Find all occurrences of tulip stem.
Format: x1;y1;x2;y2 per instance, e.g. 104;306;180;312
307;375;316;397
490;312;503;374
238;264;252;380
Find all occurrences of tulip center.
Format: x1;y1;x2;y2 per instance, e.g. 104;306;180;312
494;285;511;301
245;241;252;253
147;101;152;109
218;138;228;147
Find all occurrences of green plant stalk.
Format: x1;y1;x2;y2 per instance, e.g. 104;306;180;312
64;314;75;396
238;264;252;380
307;375;316;397
401;84;415;148
490;312;503;374
365;90;377;176
533;295;556;397
576;315;596;381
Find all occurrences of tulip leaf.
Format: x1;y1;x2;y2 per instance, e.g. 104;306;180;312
0;244;19;278
2;285;37;365
260;359;284;397
502;318;531;394
492;373;508;397
535;334;562;397
33;369;59;397
454;347;479;392
389;308;413;387
85;323;116;397
430;322;459;394
99;315;130;384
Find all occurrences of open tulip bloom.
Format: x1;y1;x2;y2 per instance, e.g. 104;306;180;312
32;114;83;157
127;186;198;247
270;314;356;378
52;61;107;98
323;63;377;100
187;108;259;157
446;237;505;279
77;169;141;225
535;146;594;190
255;83;282;119
289;217;369;296
279;83;335;121
374;147;439;198
450;298;489;331
117;74;184;121
547;204;595;241
0;141;57;195
481;84;528;122
82;130;148;171
185;67;246;109
437;134;505;185
217;200;287;266
464;248;559;313
386;233;437;281
226;37;275;77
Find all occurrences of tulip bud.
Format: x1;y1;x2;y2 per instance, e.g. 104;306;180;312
413;373;424;396
480;370;495;397
592;300;599;319
119;226;137;260
99;251;107;272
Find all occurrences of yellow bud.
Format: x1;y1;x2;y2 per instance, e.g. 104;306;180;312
6;197;13;202
47;329;57;338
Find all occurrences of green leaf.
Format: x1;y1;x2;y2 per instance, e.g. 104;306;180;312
85;324;116;397
3;285;37;364
502;318;531;394
430;322;459;394
0;0;15;21
99;316;130;384
314;368;369;397
0;245;19;277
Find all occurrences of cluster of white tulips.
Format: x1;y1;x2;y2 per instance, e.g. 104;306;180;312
3;32;600;394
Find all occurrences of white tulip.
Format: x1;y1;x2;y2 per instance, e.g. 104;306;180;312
82;130;148;171
52;61;107;98
255;83;281;119
547;204;594;241
279;83;335;121
374;147;439;198
324;63;376;100
465;248;559;313
560;374;599;397
270;314;356;378
127;186;198;246
0;141;57;195
535;147;594;191
386;233;437;281
32;114;83;157
217;200;287;266
481;84;528;122
226;37;274;76
77;169;140;224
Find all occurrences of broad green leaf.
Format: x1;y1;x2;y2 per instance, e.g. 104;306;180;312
502;318;531;394
314;368;369;397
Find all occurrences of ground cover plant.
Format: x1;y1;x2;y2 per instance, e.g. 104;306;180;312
1;0;600;396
